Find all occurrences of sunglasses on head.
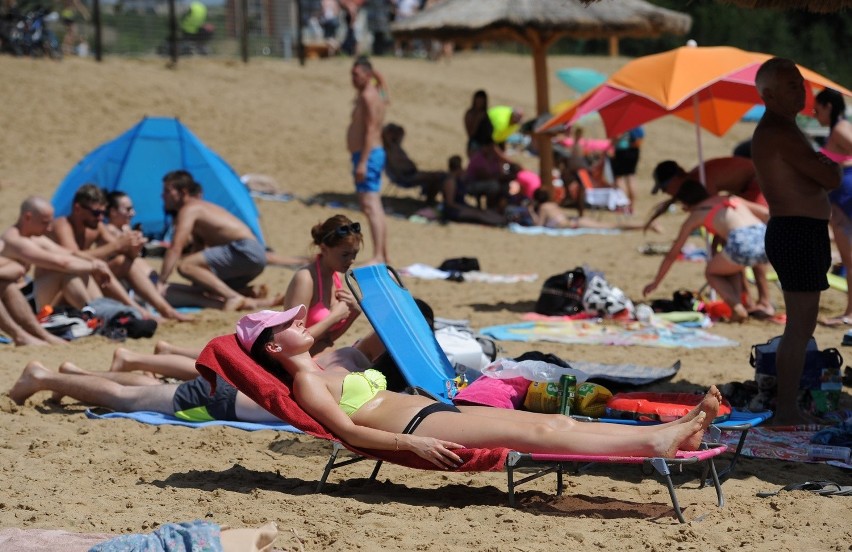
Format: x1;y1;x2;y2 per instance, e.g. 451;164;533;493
322;222;361;244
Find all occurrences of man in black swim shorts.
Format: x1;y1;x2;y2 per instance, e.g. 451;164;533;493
753;58;842;425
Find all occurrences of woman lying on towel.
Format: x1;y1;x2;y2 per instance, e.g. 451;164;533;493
238;306;721;469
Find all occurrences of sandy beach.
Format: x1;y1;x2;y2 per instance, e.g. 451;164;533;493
0;52;850;550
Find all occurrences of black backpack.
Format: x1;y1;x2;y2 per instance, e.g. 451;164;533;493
534;267;587;316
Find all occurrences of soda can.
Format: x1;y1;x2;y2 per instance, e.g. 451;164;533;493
558;374;577;416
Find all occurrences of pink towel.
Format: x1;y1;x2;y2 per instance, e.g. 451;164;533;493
196;334;508;472
453;376;529;409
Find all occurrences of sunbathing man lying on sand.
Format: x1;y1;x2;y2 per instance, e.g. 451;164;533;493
10;306;722;463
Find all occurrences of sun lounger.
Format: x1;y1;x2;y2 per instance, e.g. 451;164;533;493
195;332;726;522
572;409;773;482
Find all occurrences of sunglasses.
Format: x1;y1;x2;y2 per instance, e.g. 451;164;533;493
322;222;361;244
83;205;106;217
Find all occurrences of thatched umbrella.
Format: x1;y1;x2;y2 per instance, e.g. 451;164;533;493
391;0;691;188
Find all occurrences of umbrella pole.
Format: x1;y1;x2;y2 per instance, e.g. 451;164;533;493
693;96;716;300
693;96;706;186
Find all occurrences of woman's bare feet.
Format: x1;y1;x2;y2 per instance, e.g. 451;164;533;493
677;386;723;425
8;361;51;405
679;396;719;451
653;412;707;457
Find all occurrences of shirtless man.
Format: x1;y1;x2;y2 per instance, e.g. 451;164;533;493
752;58;842;425
1;196;143;316
347;56;388;265
0;248;65;345
652;157;774;317
159;170;280;311
50;184;190;321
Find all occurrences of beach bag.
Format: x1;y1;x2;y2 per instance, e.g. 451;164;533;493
749;335;843;415
435;326;497;373
84;297;157;341
438;257;480;273
534;267;586;316
582;274;635;318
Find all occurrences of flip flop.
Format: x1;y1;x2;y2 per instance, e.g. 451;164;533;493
757;480;844;498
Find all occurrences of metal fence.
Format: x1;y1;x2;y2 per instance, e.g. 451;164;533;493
64;0;303;61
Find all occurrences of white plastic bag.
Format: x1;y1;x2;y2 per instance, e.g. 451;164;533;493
480;358;589;384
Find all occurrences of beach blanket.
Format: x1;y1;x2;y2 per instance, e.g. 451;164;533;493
480;317;737;349
719;425;852;469
507;223;620;237
85;409;302;433
400;263;538;284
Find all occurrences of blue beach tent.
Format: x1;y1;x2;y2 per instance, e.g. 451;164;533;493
51;117;264;244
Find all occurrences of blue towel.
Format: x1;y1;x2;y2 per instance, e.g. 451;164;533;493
85;409;302;433
89;520;222;552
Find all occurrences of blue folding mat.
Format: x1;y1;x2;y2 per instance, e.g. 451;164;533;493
345;264;457;403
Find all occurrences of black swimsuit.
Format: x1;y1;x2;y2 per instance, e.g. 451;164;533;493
401;402;461;435
764;216;831;292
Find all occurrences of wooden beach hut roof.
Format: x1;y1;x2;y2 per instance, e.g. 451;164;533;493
391;0;692;188
391;0;692;43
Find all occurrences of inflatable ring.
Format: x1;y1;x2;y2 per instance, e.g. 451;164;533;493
606;392;731;423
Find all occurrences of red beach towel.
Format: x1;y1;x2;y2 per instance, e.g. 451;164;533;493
196;334;508;472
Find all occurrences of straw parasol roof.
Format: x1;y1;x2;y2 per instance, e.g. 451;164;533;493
391;0;692;187
580;0;850;12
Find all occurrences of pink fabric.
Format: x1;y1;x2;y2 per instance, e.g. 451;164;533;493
453;376;530;409
515;170;541;199
196;334;509;472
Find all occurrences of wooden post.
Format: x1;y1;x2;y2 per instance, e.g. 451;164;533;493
92;0;102;61
167;0;177;66
240;0;249;63
531;42;553;191
609;36;619;57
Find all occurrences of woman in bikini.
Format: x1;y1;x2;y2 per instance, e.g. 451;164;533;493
813;89;852;327
642;180;772;322
237;306;720;468
283;215;362;356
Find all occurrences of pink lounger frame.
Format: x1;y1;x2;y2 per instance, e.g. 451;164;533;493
318;442;726;523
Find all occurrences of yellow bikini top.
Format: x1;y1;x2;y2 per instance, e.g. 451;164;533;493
338;369;387;417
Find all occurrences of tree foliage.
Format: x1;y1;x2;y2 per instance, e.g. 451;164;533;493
554;0;852;89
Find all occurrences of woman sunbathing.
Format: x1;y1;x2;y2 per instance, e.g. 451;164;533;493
642;180;773;322
238;306;720;469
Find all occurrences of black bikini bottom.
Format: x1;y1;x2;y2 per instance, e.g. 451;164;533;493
401;402;461;435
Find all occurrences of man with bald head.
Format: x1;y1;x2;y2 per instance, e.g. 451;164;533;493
1;196;143;315
752;58;842;425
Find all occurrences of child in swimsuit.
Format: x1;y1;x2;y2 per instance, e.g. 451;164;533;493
283;214;364;356
643;180;771;322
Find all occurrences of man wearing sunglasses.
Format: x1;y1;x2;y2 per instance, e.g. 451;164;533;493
50;184;190;322
1;196;145;323
348;55;389;265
